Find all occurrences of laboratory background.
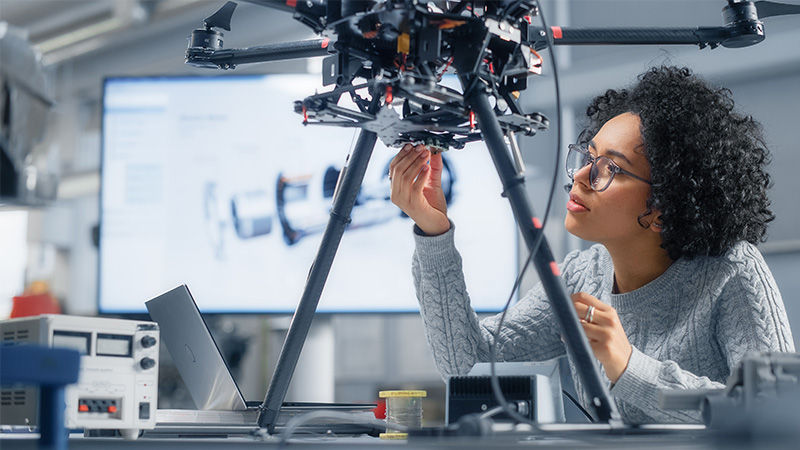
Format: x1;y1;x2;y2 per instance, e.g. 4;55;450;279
1;0;799;437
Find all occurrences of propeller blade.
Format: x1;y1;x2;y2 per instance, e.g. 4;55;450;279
205;1;237;31
754;0;800;18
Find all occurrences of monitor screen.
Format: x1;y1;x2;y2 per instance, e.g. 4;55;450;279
99;74;517;313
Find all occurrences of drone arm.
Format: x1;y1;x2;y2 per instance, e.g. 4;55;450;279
529;26;747;49
186;38;331;69
303;102;374;123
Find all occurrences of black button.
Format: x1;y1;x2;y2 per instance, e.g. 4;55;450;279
140;336;157;348
139;402;150;420
139;357;156;370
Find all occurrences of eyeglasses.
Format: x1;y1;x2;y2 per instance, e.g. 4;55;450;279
565;144;652;192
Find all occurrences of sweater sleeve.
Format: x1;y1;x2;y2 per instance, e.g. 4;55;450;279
610;347;725;423
412;222;566;379
610;245;795;424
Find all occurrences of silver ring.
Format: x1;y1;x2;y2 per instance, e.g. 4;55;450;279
584;305;595;324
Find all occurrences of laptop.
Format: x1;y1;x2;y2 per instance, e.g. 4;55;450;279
145;285;377;436
145;284;248;412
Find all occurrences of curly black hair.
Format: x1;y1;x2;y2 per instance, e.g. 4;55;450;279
579;66;774;260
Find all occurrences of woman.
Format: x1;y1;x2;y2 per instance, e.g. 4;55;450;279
388;66;794;423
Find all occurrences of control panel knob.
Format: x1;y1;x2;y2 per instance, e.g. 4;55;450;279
140;357;156;370
140;335;157;348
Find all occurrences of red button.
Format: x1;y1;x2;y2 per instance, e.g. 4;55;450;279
108;405;117;413
79;404;89;412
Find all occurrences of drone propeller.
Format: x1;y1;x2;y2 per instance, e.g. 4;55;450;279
753;0;800;18
204;1;237;31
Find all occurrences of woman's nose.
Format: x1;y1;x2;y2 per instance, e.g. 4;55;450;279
572;162;593;187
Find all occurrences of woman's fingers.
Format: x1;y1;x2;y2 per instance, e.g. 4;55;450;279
572;297;615;329
389;145;431;213
426;152;443;189
389;143;415;173
391;145;428;182
400;146;429;179
389;144;418;181
412;160;430;192
576;305;609;327
389;147;417;179
571;292;610;311
580;320;614;344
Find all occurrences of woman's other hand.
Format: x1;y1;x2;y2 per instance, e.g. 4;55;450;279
571;292;633;383
389;143;450;235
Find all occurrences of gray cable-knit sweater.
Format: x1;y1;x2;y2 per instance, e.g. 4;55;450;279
412;223;795;424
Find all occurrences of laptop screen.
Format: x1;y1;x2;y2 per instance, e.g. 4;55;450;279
146;285;248;411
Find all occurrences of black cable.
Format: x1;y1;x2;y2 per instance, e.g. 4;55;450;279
562;389;595;423
487;0;565;427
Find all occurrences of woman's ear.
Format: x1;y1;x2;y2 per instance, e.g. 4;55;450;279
637;208;663;231
650;212;664;233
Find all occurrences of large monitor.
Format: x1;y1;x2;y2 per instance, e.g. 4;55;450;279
99;74;517;313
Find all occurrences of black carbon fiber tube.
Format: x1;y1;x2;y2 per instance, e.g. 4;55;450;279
204;39;331;66
555;27;727;45
529;26;732;48
460;74;621;424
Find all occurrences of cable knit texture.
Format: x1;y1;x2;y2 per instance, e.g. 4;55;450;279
412;222;795;424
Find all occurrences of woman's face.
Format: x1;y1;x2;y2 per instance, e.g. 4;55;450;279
564;112;656;245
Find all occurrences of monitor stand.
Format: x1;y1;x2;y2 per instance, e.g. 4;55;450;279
267;316;334;403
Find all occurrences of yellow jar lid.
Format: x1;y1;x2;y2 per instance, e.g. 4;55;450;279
379;432;409;440
379;390;427;398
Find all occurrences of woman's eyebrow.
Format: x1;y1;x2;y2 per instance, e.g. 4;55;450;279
589;139;633;166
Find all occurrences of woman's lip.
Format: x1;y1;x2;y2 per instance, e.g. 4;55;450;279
568;193;589;211
567;199;589;212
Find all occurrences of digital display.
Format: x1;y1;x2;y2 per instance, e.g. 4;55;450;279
96;333;132;357
52;331;90;355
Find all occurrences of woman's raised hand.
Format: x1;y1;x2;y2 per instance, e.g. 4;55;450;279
389;143;451;235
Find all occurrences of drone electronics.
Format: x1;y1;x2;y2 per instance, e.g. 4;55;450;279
183;0;800;433
186;0;800;151
188;0;554;151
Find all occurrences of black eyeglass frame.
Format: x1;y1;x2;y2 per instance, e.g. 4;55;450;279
566;143;652;192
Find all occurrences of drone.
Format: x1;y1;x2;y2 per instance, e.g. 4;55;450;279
187;0;799;151
183;0;800;433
